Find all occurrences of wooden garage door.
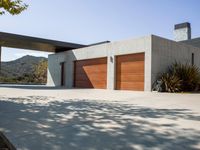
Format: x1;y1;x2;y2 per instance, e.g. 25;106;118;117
74;58;107;89
116;53;144;91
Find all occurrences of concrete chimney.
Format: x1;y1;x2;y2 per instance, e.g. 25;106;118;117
174;22;191;41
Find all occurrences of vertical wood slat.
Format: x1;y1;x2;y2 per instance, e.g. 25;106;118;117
116;53;145;91
74;58;107;89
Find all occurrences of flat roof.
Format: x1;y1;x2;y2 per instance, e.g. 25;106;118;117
0;32;86;52
182;37;200;49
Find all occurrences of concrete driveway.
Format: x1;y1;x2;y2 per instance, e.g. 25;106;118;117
0;86;200;150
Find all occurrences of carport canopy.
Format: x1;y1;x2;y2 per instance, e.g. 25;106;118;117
0;31;86;53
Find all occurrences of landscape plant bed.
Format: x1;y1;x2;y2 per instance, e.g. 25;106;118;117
154;62;200;93
0;132;16;150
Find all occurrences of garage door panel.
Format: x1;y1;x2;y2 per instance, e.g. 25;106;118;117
76;58;106;65
75;65;107;74
75;81;93;88
75;69;107;75
117;67;144;74
76;63;106;67
75;58;106;67
117;61;144;68
116;53;144;91
116;82;144;91
117;53;144;62
75;73;107;81
74;57;107;89
117;74;144;82
117;62;144;71
75;81;107;88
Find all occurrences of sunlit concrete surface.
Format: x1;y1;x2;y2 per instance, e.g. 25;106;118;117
0;86;200;150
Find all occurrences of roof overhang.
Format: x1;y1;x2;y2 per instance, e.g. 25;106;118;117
0;32;86;52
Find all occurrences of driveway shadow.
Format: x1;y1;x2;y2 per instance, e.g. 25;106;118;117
0;96;200;150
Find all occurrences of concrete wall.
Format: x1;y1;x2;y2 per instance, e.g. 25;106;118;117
47;36;152;91
174;27;191;41
151;35;200;86
47;51;67;86
182;38;200;49
47;35;200;91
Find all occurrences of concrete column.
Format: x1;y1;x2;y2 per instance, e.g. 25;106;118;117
107;47;115;90
65;61;74;88
65;51;76;88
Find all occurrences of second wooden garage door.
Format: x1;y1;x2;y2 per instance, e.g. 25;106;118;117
116;53;144;91
74;58;107;89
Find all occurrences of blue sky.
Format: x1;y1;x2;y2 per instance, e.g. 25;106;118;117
1;0;200;61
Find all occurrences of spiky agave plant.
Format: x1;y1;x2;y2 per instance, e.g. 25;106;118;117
159;73;182;93
169;62;200;91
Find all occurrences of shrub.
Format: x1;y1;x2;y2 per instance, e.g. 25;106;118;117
153;73;182;93
154;62;200;92
169;62;200;91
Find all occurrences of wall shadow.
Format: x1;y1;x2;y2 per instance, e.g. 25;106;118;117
0;96;200;150
74;58;107;89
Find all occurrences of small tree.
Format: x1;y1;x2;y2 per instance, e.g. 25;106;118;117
0;0;28;15
34;60;48;84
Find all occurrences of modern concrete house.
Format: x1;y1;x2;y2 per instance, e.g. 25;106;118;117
1;22;200;91
47;22;200;91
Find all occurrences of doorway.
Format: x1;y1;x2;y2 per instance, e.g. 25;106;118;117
60;62;65;86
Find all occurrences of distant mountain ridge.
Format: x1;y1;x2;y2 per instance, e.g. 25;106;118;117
0;55;47;81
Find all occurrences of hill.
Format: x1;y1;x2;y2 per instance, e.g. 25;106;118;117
0;55;47;84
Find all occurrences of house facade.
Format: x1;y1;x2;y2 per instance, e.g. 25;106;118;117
47;22;200;91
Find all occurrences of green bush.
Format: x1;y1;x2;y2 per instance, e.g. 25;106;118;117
154;62;200;92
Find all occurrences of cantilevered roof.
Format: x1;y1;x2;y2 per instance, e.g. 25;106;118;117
0;32;86;52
